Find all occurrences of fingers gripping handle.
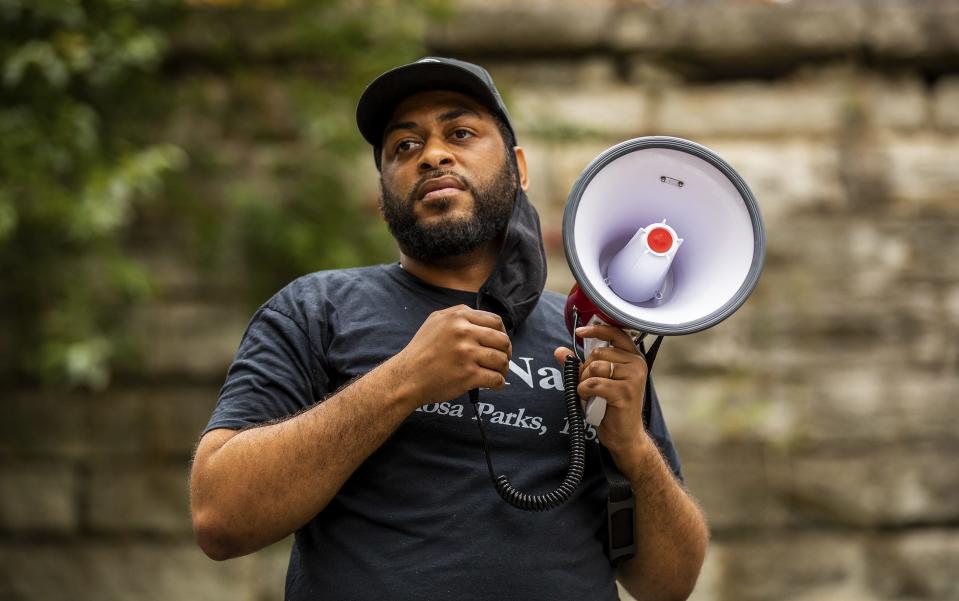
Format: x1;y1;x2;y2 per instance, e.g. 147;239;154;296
580;317;663;428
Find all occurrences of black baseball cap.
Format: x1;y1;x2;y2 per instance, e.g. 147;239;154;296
356;57;517;168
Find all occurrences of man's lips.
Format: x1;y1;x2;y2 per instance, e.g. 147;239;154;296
417;176;465;202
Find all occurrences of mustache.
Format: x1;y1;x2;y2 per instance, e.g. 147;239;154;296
406;170;472;204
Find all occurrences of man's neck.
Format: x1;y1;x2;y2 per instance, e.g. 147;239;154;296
399;239;501;293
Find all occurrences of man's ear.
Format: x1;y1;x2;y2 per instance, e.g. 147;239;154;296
513;146;529;192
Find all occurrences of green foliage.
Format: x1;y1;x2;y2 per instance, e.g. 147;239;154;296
165;0;450;302
0;0;185;389
0;0;449;389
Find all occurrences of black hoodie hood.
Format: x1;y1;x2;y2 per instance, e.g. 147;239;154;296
476;186;548;334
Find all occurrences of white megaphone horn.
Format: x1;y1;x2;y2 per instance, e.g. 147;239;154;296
562;136;766;426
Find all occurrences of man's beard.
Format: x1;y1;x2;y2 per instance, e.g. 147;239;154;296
379;155;517;263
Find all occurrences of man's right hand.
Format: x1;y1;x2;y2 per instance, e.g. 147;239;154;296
393;304;512;408
191;304;512;560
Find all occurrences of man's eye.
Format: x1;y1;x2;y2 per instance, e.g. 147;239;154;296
452;129;474;140
395;140;419;154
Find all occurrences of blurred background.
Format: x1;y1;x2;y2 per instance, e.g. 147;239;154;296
1;0;957;599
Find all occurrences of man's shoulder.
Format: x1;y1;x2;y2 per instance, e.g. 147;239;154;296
518;288;567;334
535;289;566;317
539;289;566;306
287;264;390;291
263;264;394;320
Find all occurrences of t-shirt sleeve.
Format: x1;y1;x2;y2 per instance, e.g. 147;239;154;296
203;304;328;435
645;376;684;483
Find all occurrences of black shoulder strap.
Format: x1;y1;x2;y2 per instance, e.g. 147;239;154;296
600;334;663;565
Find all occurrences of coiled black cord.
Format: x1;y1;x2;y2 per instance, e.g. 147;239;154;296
469;354;587;511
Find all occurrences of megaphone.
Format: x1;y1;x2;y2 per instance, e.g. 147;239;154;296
563;136;766;426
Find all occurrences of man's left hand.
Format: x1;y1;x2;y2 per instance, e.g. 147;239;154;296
553;323;655;477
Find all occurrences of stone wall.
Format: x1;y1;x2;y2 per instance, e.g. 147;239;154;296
442;4;959;598
2;1;958;600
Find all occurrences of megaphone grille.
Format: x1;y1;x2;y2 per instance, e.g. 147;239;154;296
563;137;765;336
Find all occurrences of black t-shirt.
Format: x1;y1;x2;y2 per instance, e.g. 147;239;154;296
205;263;682;601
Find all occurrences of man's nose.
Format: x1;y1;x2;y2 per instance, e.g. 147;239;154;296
418;137;455;172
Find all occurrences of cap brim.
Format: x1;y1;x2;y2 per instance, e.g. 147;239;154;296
356;61;503;148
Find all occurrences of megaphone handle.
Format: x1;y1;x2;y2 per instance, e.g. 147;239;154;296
582;335;610;427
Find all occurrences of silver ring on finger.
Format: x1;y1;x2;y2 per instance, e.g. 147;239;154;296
609;361;615;380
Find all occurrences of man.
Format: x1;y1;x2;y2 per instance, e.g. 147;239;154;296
190;57;708;600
